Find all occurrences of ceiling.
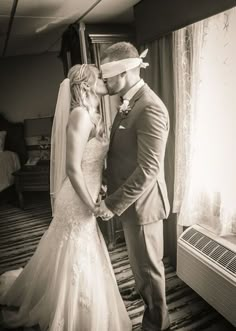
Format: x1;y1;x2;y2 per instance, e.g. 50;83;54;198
0;0;141;57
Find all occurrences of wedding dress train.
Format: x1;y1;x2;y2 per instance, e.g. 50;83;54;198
0;137;132;331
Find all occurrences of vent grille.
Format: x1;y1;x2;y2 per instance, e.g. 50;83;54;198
181;228;236;277
228;259;236;274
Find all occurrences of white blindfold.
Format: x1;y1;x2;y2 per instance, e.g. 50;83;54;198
101;49;149;79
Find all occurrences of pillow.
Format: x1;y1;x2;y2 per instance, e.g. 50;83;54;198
0;131;7;151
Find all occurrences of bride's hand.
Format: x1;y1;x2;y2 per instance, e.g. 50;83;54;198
95;200;114;221
93;202;101;217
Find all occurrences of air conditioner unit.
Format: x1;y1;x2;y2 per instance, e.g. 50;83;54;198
177;224;236;327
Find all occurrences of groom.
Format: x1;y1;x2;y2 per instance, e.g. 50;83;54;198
97;42;170;331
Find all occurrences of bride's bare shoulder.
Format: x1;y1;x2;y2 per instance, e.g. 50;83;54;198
69;107;90;124
67;107;93;140
72;106;86;112
71;106;87;115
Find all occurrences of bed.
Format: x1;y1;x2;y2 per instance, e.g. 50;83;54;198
0;151;21;192
0;114;27;196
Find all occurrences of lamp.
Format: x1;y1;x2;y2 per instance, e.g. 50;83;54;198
24;117;53;160
24;117;53;138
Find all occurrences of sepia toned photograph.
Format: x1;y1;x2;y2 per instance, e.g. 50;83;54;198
0;1;235;330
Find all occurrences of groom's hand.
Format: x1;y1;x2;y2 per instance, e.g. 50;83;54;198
95;200;114;221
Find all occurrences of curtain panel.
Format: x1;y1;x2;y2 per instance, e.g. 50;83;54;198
140;37;177;264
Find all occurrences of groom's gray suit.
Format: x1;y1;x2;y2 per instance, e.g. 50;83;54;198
105;83;170;331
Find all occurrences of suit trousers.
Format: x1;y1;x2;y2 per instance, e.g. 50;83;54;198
122;218;170;331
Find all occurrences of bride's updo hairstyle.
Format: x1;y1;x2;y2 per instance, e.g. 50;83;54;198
68;64;105;140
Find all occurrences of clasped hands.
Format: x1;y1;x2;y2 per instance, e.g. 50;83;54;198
94;200;114;221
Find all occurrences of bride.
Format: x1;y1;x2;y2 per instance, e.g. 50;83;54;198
0;64;132;331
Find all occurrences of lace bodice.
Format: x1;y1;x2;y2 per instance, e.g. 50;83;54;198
50;137;109;241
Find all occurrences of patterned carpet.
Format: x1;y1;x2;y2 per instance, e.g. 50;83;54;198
0;193;235;331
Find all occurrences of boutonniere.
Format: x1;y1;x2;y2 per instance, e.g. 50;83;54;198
119;99;131;117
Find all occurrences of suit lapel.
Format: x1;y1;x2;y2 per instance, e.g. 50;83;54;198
128;83;147;110
109;84;147;144
110;112;123;143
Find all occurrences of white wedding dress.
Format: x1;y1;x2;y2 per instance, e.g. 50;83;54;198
0;137;132;331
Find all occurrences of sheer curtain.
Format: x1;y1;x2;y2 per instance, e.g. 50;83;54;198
173;8;236;236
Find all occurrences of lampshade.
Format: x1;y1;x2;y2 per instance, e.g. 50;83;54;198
24;117;53;137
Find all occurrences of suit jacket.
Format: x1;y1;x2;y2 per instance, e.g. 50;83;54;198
105;83;170;225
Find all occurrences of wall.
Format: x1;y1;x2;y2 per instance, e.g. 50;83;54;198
0;52;64;123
